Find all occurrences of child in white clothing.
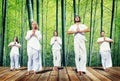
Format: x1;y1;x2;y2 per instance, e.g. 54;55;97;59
97;31;113;71
8;36;21;71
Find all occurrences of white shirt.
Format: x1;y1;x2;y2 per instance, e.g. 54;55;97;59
25;30;42;50
8;42;21;55
97;37;112;52
50;36;62;50
68;24;87;41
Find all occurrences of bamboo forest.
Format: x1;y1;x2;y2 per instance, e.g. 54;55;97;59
0;0;120;67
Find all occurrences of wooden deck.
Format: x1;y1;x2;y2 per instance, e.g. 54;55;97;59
0;67;120;81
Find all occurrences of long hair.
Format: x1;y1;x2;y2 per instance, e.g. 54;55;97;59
31;21;38;30
53;30;58;36
74;15;81;23
15;36;19;43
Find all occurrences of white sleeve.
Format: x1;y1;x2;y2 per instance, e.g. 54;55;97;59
97;38;102;43
68;25;74;31
25;31;31;40
16;43;21;47
36;31;42;40
82;24;88;30
50;38;55;45
106;38;113;41
8;42;14;47
58;37;62;45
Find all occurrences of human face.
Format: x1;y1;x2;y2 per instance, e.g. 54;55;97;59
75;16;80;22
32;23;36;30
101;32;105;37
54;32;58;36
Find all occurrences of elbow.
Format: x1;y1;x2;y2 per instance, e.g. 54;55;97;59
87;29;90;32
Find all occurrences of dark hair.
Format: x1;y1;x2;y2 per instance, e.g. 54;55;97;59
74;15;81;23
53;30;58;36
14;36;19;43
100;30;105;34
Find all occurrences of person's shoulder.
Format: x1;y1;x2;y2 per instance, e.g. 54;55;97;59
9;42;14;44
58;36;61;39
97;37;102;40
80;24;87;27
70;24;75;27
51;36;55;39
27;30;32;33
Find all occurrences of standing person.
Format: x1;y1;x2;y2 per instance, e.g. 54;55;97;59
50;31;62;71
67;15;90;75
8;36;21;71
97;31;113;71
25;21;42;75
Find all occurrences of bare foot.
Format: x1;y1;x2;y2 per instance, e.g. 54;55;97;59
33;72;37;76
104;68;109;72
77;71;82;76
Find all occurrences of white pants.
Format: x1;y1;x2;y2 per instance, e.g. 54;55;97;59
52;49;61;67
100;51;112;69
10;54;19;69
74;39;87;72
27;47;42;72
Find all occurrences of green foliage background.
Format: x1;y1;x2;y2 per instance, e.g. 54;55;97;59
0;0;120;67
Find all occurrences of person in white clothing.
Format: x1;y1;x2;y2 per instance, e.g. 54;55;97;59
50;31;62;71
8;36;21;71
25;21;42;75
97;31;113;71
67;16;90;75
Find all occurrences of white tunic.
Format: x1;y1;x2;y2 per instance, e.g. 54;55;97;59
97;37;113;69
68;24;87;41
8;42;21;55
25;30;42;50
50;37;62;50
97;37;112;52
50;36;62;67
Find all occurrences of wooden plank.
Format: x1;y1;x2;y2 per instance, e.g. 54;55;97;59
0;70;20;81
26;67;45;81
71;67;91;81
66;67;80;81
88;67;111;81
0;67;8;72
6;70;26;81
86;69;101;81
0;68;11;77
105;68;120;79
48;67;59;81
113;67;120;71
59;67;69;81
95;68;119;81
37;67;52;81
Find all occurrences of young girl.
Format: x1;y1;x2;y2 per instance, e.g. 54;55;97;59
8;36;21;71
50;31;62;71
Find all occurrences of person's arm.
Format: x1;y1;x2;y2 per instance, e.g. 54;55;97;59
50;38;55;46
25;31;31;40
8;42;13;47
57;37;62;45
97;38;105;44
97;40;104;44
34;31;42;40
78;28;90;33
105;38;114;43
67;31;76;34
16;43;21;48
